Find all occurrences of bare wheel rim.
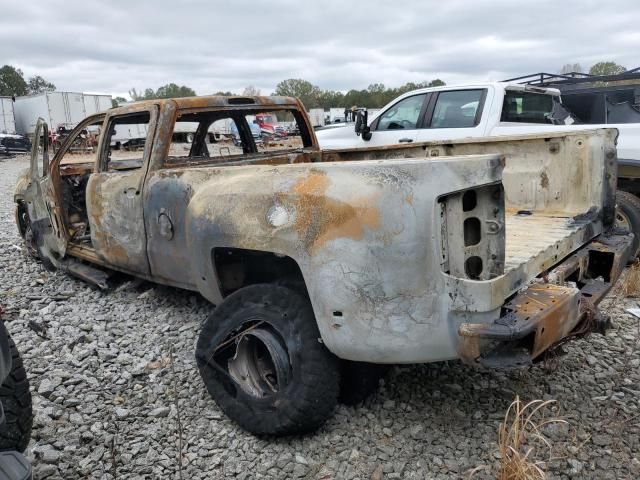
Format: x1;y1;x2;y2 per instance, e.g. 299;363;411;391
616;207;631;231
227;327;292;398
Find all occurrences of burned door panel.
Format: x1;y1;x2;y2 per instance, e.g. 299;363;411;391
85;107;157;275
27;118;67;260
143;171;196;287
86;172;150;274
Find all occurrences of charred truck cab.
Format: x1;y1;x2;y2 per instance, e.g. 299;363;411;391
14;95;632;436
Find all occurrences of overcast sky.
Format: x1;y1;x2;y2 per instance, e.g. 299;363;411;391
2;0;638;98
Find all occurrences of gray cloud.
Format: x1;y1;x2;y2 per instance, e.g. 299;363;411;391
1;0;638;97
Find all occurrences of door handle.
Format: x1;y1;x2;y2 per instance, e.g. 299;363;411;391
398;138;413;143
123;187;139;198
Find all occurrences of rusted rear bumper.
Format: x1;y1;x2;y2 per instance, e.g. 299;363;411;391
458;229;633;368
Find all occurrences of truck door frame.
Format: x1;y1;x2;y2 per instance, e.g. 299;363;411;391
84;104;159;276
26;118;66;263
47;112;106;246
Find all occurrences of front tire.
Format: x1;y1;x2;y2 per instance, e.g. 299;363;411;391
0;323;33;452
616;191;640;259
196;284;340;435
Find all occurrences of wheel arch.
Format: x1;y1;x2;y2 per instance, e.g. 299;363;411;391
212;247;309;299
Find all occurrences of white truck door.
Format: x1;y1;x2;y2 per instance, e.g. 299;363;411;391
366;93;429;147
414;88;489;142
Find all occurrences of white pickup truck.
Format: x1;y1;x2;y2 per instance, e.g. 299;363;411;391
317;82;640;255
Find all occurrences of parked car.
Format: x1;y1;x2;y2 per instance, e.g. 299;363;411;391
316;82;640;257
254;112;287;138
0;135;31;156
14;95;631;436
0;309;33;479
230;121;262;147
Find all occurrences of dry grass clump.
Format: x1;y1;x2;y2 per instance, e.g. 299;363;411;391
496;397;566;480
616;260;640;298
467;396;567;480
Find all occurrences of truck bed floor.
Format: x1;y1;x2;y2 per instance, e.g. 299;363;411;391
504;212;595;274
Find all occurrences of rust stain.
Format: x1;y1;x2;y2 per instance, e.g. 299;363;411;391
404;192;414;205
290;171;381;252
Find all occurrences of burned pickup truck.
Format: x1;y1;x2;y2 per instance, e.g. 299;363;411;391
14;96;632;435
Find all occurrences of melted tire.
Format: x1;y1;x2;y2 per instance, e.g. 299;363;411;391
0;326;33;452
196;284;340;436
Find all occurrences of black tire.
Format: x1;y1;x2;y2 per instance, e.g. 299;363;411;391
196;284;340;436
616;191;640;259
0;325;33;452
339;361;389;406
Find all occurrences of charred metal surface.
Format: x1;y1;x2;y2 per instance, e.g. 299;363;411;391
457;228;632;366
11;96;627;364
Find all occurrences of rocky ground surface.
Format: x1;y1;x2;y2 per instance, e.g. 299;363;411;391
0;154;639;479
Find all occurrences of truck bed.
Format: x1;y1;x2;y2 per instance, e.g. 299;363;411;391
504;212;597;274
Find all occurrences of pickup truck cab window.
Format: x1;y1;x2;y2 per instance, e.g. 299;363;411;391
247;110;305;153
101;111;151;172
430;89;485;128
500;91;556;124
166;113;245;166
375;94;427;131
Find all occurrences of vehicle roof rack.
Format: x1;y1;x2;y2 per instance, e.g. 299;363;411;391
504;68;640;89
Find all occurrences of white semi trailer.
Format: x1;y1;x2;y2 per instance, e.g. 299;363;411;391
0;97;16;134
14;92;112;137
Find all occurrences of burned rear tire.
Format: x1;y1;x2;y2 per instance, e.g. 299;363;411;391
616;191;640;260
0;323;33;452
196;284;340;436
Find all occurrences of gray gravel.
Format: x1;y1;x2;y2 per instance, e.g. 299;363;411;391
1;154;639;479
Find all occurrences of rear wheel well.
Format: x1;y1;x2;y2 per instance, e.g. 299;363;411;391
212;247;307;298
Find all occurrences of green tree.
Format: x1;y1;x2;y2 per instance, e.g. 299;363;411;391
273;79;322;108
129;84;197;101
153;83;196;99
27;75;56;94
0;65;28;96
111;96;128;107
589;61;626;76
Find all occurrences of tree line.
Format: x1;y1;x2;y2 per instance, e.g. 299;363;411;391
0;65;56;96
1;60;632;108
559;61;627;76
121;79;447;108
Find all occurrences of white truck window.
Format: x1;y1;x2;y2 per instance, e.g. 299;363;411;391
376;94;427;130
431;90;484;128
501;91;555;123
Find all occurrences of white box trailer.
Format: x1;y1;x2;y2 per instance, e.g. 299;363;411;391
329;107;346;123
308;109;326;128
14;92;112;136
171;118;234;142
0;97;16;134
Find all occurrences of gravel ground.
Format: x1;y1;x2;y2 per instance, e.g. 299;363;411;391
0;154;639;479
